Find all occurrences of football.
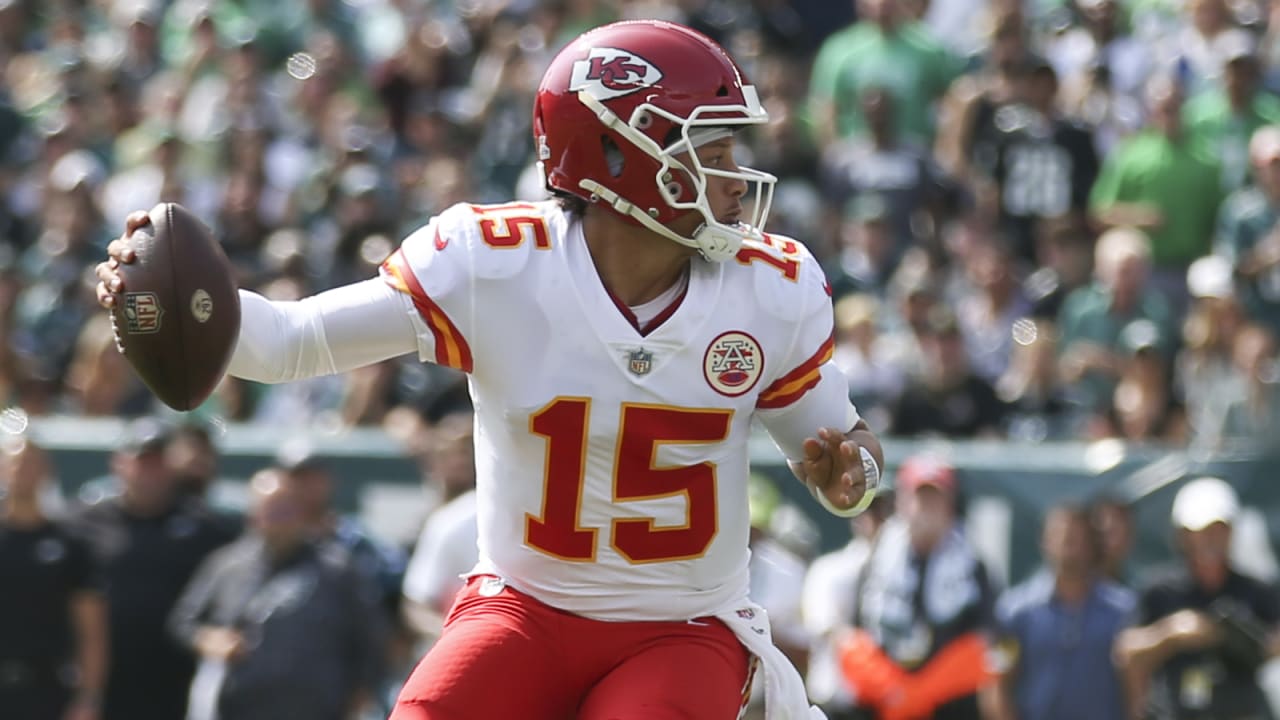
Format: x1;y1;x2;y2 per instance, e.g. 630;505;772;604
111;202;241;411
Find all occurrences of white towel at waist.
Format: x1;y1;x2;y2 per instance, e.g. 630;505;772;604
715;603;828;720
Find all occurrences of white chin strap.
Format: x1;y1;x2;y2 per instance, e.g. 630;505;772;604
578;179;745;262
574;90;776;263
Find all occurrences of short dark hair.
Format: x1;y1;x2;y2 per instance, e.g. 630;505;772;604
554;191;589;216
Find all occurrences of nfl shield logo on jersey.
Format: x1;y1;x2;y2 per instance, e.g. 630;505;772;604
627;348;653;376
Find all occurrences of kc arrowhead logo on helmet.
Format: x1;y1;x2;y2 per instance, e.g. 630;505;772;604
569;48;663;100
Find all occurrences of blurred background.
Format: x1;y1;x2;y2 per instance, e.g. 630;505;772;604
1;0;1280;719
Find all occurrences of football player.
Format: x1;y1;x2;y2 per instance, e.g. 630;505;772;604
97;20;883;720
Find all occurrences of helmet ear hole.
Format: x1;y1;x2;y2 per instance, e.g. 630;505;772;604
716;85;729;97
602;136;625;178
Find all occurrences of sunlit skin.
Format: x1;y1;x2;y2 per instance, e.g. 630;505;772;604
1041;508;1100;606
0;438;50;526
93;136;880;512
1182;522;1232;593
899;484;955;554
580;137;745;308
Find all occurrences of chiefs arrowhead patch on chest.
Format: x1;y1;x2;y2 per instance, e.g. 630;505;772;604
703;331;764;397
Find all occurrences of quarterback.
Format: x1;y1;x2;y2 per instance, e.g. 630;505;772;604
97;20;882;720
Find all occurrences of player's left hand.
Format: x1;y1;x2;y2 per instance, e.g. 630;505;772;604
796;426;867;511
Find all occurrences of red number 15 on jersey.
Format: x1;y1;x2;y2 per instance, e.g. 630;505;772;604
525;398;733;564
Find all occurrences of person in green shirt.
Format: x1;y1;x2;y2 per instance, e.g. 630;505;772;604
808;20;861;146
1090;76;1223;309
1214;124;1280;334
810;0;964;147
1183;30;1280;192
1057;226;1175;412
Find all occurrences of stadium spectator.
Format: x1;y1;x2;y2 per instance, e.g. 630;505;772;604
163;421;219;502
997;318;1077;441
278;444;406;619
1114;477;1280;720
935;5;1033;191
820;86;953;254
1089;77;1223;309
876;270;940;385
1087;318;1189;444
831;293;904;428
809;0;962;147
1151;0;1244;95
987;504;1136;720
838;455;998;720
741;475;817;719
980;59;1100;265
802;488;894;720
68;418;236;720
1089;496;1138;587
170;467;387;720
61;313;152;417
746;474;813;675
1214;323;1280;445
1183;30;1280;193
826;194;901;301
1177;255;1251;446
956;237;1032;382
0;435;106;720
1058;226;1176;414
1023;216;1096;320
401;404;478;642
1047;0;1151;147
1216;124;1280;336
890;306;1008;437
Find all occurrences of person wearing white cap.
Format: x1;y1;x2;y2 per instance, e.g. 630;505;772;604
1178;254;1248;446
1114;477;1279;720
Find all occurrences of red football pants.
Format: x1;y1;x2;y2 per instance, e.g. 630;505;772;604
390;575;752;719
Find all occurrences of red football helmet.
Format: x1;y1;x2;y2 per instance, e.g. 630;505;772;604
533;20;776;262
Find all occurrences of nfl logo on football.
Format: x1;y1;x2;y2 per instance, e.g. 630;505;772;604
123;292;164;334
627;348;653;376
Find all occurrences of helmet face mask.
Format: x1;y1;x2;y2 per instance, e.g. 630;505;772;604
534;21;778;262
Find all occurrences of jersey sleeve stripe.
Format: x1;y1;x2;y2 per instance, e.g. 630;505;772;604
380;248;475;372
756;335;834;409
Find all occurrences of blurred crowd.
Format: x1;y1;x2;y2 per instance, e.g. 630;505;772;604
2;0;1280;451
3;0;1280;718
1;390;476;720
3;409;1278;720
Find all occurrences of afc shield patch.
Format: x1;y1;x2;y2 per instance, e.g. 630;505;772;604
703;331;764;397
123;292;164;334
627;348;653;376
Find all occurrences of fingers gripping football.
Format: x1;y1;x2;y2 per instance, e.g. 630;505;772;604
95;212;147;310
99;204;240;411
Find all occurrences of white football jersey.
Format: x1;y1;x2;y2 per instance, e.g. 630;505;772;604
381;200;857;621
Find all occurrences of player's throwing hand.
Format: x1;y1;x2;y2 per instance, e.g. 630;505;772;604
93;211;148;309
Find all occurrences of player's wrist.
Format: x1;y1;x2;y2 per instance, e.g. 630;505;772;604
808;446;880;517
